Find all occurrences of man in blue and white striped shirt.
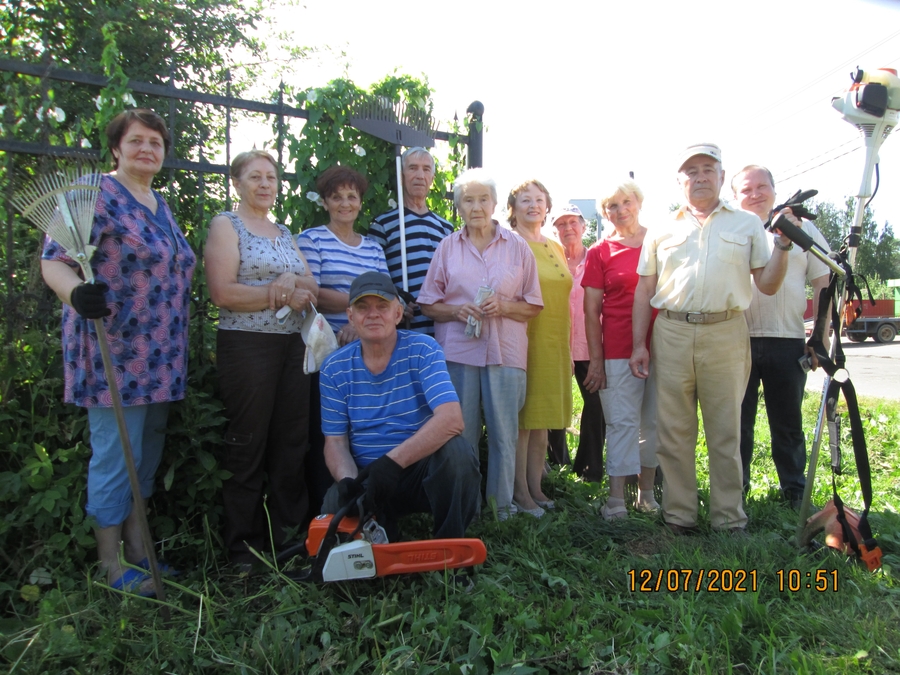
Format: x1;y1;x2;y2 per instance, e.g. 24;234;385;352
319;272;481;539
368;147;454;335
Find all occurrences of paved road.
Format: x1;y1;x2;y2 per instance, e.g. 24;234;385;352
805;338;900;401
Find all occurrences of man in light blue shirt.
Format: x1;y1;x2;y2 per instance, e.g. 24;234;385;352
319;272;481;538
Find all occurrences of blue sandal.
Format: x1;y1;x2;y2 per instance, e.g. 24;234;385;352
137;557;181;577
110;568;156;597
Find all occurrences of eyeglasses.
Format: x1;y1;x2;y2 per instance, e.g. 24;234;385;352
553;219;581;230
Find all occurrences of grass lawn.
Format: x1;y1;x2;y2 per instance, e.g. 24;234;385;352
2;391;899;674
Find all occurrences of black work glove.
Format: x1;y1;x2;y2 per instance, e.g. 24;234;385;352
363;454;403;517
70;282;111;318
336;476;364;509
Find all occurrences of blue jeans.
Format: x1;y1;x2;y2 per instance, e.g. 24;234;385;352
740;337;808;497
321;435;481;538
87;402;170;528
446;363;526;511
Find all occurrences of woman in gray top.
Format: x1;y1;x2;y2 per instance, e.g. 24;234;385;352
205;150;318;567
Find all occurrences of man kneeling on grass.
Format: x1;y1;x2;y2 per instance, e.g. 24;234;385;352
319;271;481;539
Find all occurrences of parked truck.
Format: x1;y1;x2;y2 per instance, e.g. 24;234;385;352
846;316;900;343
844;281;900;343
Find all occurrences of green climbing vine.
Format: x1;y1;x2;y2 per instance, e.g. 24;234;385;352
277;74;464;233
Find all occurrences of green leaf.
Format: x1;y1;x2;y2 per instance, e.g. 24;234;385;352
199;451;217;472
653;631;670;651
33;443;50;463
20;585;40;602
163;462;175;491
29;567;53;585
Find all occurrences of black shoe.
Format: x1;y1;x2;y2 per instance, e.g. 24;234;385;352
666;522;699;536
784;491;804;510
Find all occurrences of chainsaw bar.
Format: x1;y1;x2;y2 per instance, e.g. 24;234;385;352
286;499;487;582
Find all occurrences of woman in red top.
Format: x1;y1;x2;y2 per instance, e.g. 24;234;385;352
582;180;659;520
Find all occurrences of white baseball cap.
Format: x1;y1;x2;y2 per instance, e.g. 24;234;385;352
677;143;722;172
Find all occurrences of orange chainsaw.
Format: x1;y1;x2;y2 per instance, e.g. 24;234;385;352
285;498;487;582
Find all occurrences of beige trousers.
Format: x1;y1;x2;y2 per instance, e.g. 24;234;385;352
652;314;750;530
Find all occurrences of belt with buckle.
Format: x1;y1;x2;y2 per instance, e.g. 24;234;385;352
662;309;736;324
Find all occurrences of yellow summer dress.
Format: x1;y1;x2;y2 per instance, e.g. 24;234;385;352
519;238;573;429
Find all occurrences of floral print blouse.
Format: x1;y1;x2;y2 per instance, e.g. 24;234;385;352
42;175;196;408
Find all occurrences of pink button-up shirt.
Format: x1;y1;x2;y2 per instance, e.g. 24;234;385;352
419;223;542;370
568;248;589;362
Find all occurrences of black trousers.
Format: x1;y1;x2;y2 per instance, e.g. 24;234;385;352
217;330;310;564
740;337;808;497
321;435;482;539
549;360;606;481
305;371;334;517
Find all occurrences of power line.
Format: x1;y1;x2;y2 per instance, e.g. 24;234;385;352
774;137;859;178
775;146;862;184
748;28;900;123
754;54;899;135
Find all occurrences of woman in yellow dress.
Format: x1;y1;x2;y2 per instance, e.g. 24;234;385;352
508;179;572;516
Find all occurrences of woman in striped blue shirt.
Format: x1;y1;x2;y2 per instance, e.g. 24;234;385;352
297;165;389;513
297;166;388;345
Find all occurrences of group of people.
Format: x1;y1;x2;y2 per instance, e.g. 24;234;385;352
42;108;830;594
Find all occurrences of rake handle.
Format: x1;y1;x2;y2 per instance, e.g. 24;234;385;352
92;315;170;619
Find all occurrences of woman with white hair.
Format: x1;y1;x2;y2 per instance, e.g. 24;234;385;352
419;169;543;520
582;179;659;520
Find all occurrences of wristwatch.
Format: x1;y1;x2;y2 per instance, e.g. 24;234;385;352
773;238;794;251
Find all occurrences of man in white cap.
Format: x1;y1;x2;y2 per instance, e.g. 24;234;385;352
732;165;831;508
319;271;481;539
629;143;794;534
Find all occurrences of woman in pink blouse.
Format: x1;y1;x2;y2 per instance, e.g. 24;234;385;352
582;180;659;520
548;205;606;482
419;169;543;520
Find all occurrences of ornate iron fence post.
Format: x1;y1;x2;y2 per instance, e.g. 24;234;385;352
225;69;232;213
466;101;484;169
276;80;285;219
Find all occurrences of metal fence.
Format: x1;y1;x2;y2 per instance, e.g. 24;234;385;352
0;57;484;354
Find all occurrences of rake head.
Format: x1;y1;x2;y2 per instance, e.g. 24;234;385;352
348;95;436;148
12;163;102;279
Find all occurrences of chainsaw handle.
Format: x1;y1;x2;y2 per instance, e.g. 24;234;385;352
285;497;357;582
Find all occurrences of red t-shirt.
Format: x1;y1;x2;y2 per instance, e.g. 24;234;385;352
581;239;656;360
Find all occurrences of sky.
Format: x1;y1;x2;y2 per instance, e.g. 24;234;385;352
239;0;900;234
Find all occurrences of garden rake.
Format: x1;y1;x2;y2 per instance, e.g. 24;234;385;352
348;96;436;295
12;164;170;612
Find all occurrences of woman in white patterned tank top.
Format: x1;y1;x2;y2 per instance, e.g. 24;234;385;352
205;150;319;569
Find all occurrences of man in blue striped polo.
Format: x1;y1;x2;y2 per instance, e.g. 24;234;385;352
319;271;481;539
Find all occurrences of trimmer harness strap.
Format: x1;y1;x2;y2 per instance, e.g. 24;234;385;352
806;246;882;570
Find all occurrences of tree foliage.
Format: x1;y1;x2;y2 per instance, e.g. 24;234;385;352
279;74;461;234
812;198;900;285
1;0;270;591
1;0;467;598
